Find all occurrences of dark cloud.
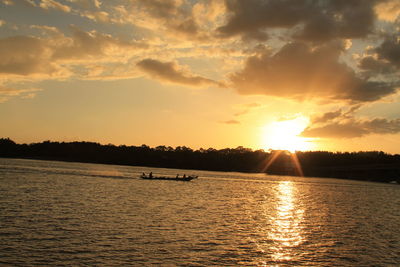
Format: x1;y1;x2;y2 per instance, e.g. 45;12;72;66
296;1;376;42
139;0;179;19
241;30;269;42
230;41;398;102
345;81;397;102
302;118;400;138
312;109;343;124
358;56;395;74
302;121;367;138
137;59;221;87
136;0;201;38
218;0;377;42
375;36;400;68
218;0;312;38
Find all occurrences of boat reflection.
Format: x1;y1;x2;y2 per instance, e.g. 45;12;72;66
268;181;305;262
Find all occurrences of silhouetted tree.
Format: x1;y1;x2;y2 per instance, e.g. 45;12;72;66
1;138;399;183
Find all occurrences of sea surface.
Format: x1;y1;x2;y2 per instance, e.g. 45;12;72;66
0;158;399;266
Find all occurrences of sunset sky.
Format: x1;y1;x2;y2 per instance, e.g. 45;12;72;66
1;0;400;153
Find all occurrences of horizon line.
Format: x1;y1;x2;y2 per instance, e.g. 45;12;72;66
1;137;398;156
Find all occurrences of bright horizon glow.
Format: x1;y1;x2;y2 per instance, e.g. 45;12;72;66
262;117;314;152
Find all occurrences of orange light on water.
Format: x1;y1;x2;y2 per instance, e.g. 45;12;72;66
269;181;305;262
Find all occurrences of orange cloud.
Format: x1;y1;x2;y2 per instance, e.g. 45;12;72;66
39;0;71;12
0;86;42;102
375;0;400;22
0;26;148;81
0;36;59;76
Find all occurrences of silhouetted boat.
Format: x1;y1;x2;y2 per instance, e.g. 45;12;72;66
140;174;198;181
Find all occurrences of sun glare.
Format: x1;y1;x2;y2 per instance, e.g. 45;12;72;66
262;117;314;152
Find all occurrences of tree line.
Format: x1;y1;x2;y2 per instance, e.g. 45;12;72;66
1;138;399;183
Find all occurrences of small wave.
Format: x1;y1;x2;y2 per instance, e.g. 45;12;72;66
0;164;134;180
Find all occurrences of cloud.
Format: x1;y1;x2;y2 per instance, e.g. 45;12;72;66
375;36;400;69
1;0;14;5
230;41;398;102
302;121;368;138
311;109;343;124
304;104;400;139
52;26;146;61
295;1;376;42
81;10;110;23
0;35;59;76
66;0;101;9
137;58;221;87
218;0;377;42
65;0;107;22
220;119;240;124
128;0;200;37
302;118;400;138
375;0;400;22
39;0;71;13
112;0;219;41
234;102;262;116
358;55;395;74
0;26;148;81
0;86;42;103
218;0;311;37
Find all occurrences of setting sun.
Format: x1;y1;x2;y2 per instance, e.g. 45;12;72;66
262;117;314;152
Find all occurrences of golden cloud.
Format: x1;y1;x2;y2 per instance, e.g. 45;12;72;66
39;0;71;12
0;86;42;103
0;26;148;82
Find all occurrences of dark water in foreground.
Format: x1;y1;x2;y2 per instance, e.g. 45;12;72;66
0;158;399;266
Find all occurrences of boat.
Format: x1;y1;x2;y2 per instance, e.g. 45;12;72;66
140;174;198;181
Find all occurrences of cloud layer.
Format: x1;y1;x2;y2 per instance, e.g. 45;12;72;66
231;41;398;102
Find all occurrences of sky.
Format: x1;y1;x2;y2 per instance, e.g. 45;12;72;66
0;0;400;153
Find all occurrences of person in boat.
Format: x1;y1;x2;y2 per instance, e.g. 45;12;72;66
176;174;179;178
183;174;186;179
149;172;153;178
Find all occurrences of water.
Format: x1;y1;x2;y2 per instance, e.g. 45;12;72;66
0;158;399;266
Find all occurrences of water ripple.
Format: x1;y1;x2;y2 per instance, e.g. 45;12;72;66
0;158;399;266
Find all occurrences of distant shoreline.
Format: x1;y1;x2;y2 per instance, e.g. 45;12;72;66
1;138;399;184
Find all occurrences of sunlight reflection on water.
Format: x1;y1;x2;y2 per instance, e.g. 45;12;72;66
1;158;399;266
268;181;305;262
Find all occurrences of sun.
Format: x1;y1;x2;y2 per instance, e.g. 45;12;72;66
262;116;314;152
